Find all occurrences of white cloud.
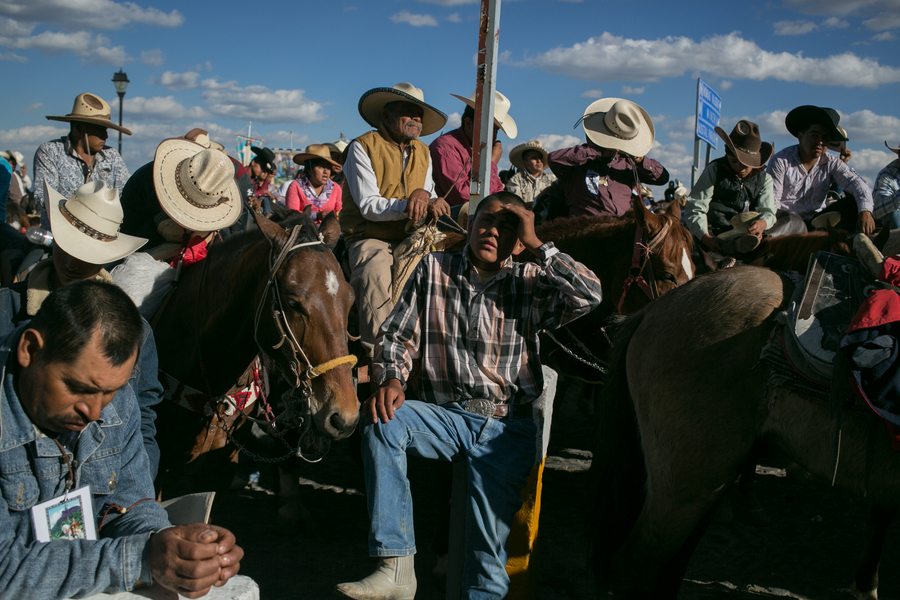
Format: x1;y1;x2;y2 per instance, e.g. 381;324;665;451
151;70;200;90
622;85;646;95
0;24;131;64
581;89;603;98
110;95;207;122
534;134;581;152
661;115;696;141
140;48;163;66
446;12;462;23
0;0;184;30
530;31;900;88
822;16;850;28
446;112;461;129
22;102;42;113
201;83;326;124
873;31;896;40
849;147;894;172
391;10;438;27
784;0;900;31
774;20;818;35
837;109;900;145
0;50;23;61
0;124;67;145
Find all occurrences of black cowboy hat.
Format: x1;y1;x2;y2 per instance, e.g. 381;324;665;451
251;146;277;173
785;106;847;142
714;120;773;169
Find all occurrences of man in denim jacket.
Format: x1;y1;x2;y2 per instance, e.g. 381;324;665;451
0;280;243;598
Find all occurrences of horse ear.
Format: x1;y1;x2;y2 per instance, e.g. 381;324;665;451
632;196;663;236
666;196;682;220
302;205;313;218
253;210;289;250
318;212;341;250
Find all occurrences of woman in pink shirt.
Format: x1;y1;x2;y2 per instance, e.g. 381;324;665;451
286;144;342;223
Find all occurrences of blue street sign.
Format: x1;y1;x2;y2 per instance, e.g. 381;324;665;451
696;79;722;148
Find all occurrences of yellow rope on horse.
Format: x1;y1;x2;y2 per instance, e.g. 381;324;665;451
308;354;358;378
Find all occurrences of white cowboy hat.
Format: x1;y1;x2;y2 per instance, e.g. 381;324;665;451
508;140;548;171
327;140;348;154
46;92;132;135
0;150;24;165
358;83;448;136
717;212;761;241
450;90;517;139
581;98;654;157
153;137;242;233
46;180;147;264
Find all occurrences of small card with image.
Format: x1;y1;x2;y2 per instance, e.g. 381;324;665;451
30;486;97;542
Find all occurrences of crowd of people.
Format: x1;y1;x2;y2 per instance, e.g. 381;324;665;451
0;82;899;600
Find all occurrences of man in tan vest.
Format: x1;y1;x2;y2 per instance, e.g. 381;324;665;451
342;83;450;357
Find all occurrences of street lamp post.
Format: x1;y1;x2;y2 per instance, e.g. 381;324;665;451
112;69;129;154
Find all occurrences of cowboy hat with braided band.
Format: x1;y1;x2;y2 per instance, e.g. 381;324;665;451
46;93;132;135
714;120;773;169
581;98;654;157
358;83;448;136
153;137;242;233
508;140;548;171
46;180;147;264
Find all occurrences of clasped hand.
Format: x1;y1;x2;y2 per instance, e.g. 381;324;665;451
149;523;243;599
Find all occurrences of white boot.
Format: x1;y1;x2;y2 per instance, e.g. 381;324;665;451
335;555;417;600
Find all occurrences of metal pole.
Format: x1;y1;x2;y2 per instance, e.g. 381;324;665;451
117;92;124;155
468;0;501;218
691;78;700;188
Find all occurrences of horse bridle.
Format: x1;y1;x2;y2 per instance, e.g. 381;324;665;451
252;224;357;407
617;219;671;314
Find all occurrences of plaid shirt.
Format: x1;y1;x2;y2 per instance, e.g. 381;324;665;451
373;244;603;406
873;159;900;219
766;145;873;219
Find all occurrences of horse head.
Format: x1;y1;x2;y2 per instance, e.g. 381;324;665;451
254;211;359;441
619;198;695;314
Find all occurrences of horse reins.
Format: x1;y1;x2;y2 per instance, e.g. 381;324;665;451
617;218;671;314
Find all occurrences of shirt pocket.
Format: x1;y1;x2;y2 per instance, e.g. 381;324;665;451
0;467;40;511
78;446;124;498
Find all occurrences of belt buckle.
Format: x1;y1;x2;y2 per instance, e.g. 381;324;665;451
463;398;494;418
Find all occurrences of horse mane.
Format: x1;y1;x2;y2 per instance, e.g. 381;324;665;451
202;212;328;272
536;213;636;243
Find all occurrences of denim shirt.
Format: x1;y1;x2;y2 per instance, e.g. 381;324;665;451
0;327;171;598
0;276;163;479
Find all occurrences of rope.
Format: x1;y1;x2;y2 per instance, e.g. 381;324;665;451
308;354;358;378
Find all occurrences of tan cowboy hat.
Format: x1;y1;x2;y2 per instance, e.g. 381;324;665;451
885;141;900;154
715;120;773;169
717;211;761;240
293;144;341;168
0;150;24;165
828;126;849;152
581;98;654;157
46;180;147;264
46;93;132;135
450;90;517;139
508;141;548;171
810;211;841;230
358;83;448;136
326;140;348;154
153;137;242;233
183;128;225;151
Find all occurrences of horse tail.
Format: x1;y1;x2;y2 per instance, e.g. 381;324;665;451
589;310;648;593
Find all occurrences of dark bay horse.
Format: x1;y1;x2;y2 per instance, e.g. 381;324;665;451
152;212;358;497
591;266;900;599
533;198;700;382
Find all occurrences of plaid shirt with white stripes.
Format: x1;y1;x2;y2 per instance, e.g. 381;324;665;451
373;244;603;407
766;145;873;219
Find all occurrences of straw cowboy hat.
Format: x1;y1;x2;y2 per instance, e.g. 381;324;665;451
715;120;773;169
885;141;900;154
46;92;132;135
581;98;654;157
717;212;762;241
509;140;548;171
327;140;348;154
785;105;846;142
153;137;242;233
293;144;341;168
0;150;24;165
358;83;448;136
46;180;147;264
450;90;517;139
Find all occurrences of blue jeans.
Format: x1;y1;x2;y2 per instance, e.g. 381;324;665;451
361;400;536;599
887;210;900;229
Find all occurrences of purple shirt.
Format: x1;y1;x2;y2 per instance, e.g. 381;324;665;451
429;127;503;207
547;144;668;217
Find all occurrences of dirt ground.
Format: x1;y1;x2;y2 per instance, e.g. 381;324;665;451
211;382;899;600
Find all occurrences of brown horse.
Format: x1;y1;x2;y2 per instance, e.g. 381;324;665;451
744;228;852;272
533;198;701;382
152;212;358;497
591;266;900;598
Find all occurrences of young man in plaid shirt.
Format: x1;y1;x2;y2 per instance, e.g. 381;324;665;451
336;191;603;600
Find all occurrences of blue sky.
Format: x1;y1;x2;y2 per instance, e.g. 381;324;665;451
2;0;900;192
